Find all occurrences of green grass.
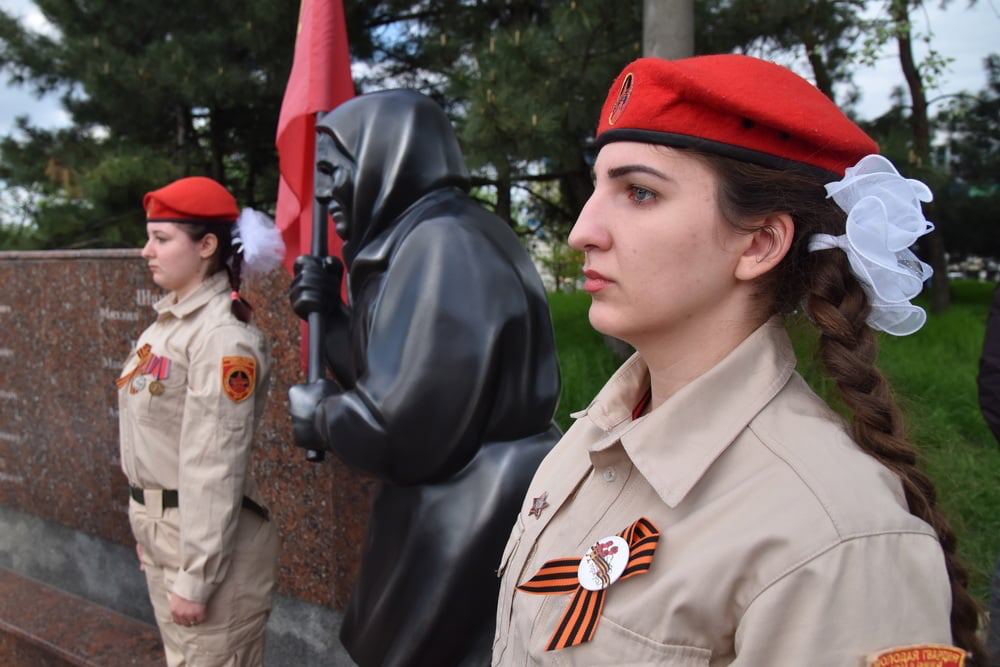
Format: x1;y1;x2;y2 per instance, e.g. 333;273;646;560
548;283;1000;603
548;291;624;427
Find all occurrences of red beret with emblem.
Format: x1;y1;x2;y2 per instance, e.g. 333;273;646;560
595;55;878;178
143;176;239;224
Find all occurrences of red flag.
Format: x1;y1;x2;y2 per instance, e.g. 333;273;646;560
275;0;354;274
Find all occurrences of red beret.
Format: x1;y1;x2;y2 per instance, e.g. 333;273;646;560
596;55;878;178
143;176;239;223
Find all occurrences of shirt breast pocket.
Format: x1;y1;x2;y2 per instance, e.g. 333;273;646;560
564;616;711;666
497;514;525;578
493;514;526;656
131;364;187;425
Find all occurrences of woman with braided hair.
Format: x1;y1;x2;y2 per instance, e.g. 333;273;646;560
118;176;284;665
492;56;986;666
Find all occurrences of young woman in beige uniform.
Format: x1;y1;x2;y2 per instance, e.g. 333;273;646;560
493;56;985;666
118;176;284;666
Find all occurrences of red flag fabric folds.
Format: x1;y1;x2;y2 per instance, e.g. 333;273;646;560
275;0;354;274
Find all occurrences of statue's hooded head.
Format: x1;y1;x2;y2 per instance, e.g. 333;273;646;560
315;90;470;263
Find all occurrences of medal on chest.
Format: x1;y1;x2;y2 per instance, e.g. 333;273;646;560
144;354;172;396
114;344;173;397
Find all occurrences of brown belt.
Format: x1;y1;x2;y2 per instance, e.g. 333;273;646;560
129;485;269;521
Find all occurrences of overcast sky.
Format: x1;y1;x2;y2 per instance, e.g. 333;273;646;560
0;0;998;139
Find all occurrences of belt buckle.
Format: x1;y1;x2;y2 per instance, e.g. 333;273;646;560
145;488;164;519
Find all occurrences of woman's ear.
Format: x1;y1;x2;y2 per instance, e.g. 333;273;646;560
734;212;794;282
198;233;219;260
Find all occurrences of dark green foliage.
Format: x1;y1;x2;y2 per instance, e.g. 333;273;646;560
933;180;1000;258
0;0;299;248
0;118;177;247
696;0;865;102
1;0;995;260
920;54;1000;257
942;54;1000;185
347;0;642;231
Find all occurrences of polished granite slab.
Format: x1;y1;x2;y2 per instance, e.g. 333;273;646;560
0;566;163;666
0;250;374;609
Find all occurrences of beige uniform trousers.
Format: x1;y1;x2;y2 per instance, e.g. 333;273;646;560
131;500;278;667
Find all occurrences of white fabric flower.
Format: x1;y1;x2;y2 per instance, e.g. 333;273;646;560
234;208;285;276
808;155;934;336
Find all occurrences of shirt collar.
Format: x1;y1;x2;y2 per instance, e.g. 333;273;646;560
581;317;796;508
153;271;230;319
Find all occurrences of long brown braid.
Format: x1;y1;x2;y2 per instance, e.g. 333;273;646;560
689;149;987;663
178;222;253;323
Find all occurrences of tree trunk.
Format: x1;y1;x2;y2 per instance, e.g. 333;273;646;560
245;151;257;209
800;32;835;101
892;1;930;160
643;0;694;59
891;0;948;312
561;162;594;222
208;107;226;184
926;227;950;312
175;106;195;174
496;159;512;227
175;105;186;155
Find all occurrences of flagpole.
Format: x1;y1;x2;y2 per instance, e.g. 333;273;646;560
276;0;353;461
306;117;328;463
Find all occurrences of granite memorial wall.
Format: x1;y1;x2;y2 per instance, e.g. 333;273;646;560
0;249;375;662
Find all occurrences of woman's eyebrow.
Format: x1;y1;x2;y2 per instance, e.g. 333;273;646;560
606;164;673;182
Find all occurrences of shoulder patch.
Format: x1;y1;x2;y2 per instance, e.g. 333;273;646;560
221;356;256;403
867;645;966;667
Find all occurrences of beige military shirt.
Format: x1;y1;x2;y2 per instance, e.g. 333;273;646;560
118;271;272;604
493;319;952;666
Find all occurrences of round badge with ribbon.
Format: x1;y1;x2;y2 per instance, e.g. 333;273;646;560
517;517;660;651
578;536;629;591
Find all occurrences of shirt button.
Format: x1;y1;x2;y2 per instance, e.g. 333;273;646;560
602;468;616;482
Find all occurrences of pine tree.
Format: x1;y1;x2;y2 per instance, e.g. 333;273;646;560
347;0;642;233
0;0;299;248
696;0;865;103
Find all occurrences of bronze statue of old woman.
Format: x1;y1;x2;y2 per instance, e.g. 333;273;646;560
288;90;561;666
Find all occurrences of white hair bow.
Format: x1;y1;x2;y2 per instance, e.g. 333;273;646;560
234;208;285;276
808;155;934;336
